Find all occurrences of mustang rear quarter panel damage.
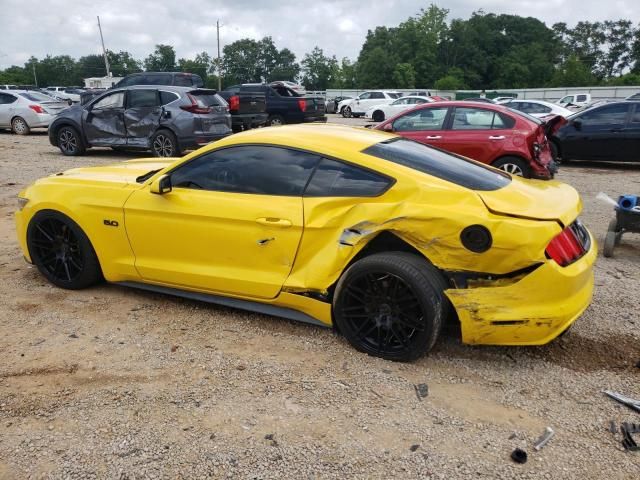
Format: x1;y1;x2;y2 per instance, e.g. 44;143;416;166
284;184;563;297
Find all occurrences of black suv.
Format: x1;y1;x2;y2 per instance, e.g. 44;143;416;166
80;73;205;104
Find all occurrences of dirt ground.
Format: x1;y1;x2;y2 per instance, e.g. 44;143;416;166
0;118;639;479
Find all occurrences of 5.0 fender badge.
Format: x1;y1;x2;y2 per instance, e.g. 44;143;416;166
103;219;119;227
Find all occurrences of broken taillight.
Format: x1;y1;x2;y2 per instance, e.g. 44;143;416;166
545;223;588;267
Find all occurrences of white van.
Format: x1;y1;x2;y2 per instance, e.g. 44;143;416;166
557;93;591;109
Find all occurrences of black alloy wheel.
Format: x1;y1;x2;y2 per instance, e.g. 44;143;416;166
27;211;102;289
334;252;445;361
57;126;85;156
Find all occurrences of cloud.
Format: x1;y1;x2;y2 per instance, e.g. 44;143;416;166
0;0;638;69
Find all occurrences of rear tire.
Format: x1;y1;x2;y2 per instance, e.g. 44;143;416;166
372;110;385;122
27;210;103;290
268;114;285;126
333;252;444;362
57;126;86;156
151;129;180;157
492;156;531;178
11;116;30;135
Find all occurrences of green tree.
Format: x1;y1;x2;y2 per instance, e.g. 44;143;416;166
0;65;31;85
144;44;177;72
548;55;597;87
300;47;338;90
107;50;142;77
434;67;468;90
392;63;416;88
178;51;212;81
598;20;634;78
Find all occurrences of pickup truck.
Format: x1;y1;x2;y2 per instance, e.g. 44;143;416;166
217;89;268;132
223;83;326;125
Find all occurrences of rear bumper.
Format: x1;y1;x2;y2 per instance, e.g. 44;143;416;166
445;230;596;345
231;113;269;130
302;115;327;123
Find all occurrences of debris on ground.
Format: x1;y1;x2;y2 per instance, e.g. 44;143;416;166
534;426;555;451
621;423;640;451
603;390;640;414
414;383;429;400
510;448;528;464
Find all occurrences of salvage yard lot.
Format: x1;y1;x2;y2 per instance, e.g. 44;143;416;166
0;119;639;478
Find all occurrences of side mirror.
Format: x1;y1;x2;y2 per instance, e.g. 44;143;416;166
572;119;582;130
382;123;394;132
150;174;172;194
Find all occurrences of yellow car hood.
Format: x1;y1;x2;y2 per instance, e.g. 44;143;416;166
477;177;581;226
57;158;176;185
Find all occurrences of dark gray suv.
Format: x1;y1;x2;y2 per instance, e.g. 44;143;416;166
49;85;231;157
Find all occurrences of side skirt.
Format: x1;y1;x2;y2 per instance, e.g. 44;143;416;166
116;281;330;329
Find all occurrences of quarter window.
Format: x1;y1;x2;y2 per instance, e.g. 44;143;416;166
170;146;320;196
305;158;391;197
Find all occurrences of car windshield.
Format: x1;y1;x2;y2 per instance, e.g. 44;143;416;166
363;138;511;191
19;92;58;102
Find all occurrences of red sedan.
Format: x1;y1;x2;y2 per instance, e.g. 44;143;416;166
375;101;557;179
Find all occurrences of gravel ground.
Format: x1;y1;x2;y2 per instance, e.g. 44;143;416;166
0;117;639;479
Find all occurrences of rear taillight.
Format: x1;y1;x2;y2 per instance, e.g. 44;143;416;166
545;224;587;267
229;95;240;112
28;105;45;114
180;94;212;114
298;99;306;112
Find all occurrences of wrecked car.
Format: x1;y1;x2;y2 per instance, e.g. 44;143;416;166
49;85;232;157
16;125;595;361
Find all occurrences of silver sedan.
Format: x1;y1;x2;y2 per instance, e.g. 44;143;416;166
0;90;69;135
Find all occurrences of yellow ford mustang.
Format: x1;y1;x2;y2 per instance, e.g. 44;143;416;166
15;125;595;361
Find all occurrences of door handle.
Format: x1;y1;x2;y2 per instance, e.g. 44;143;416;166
256;217;292;228
489;135;506;140
426;135;442;139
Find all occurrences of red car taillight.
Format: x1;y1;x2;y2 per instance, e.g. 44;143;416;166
180;94;212;114
29;105;45;114
298;99;307;112
545;224;587;267
228;95;240;112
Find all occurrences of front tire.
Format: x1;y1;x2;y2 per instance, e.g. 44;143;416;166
342;106;352;118
492;156;531;178
27;210;103;289
11;116;30;135
57;126;86;156
333;252;444;362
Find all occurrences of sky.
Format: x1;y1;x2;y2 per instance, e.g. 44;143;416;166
0;0;638;70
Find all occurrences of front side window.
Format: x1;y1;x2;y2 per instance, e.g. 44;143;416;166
576;95;587;102
305;158;392;197
370;92;385;99
393;107;449;132
579;104;630;127
559;96;572;104
391;98;407;106
92;91;125;109
170;146;320;196
359;92;371;100
127;90;158;108
363;138;510;191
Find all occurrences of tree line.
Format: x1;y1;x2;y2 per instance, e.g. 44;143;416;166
1;5;639;90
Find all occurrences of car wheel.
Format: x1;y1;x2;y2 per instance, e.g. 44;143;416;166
11;116;30;135
67;99;73;106
27;210;103;290
268;115;285;126
492;157;531;178
57;126;86;156
333;252;444;362
151;130;180;157
372;110;385;122
343;106;352;118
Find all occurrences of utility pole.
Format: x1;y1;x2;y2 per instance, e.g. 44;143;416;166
216;20;222;91
97;16;111;78
32;64;38;87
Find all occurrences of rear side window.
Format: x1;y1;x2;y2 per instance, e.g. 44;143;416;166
127;90;158;108
305;158;392;197
0;93;17;104
363;138;510;191
452;107;509;130
170;146;320;196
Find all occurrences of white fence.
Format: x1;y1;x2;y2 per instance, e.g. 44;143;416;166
319;86;639;101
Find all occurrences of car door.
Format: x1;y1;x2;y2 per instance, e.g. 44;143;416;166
360;91;386;111
391;106;451;146
82;91;127;146
0;92;18;127
442;107;514;163
123;145;320;299
563;103;631;160
624;104;640;161
123;89;162;148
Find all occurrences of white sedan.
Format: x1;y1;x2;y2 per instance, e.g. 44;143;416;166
502;99;573;118
338;90;403;118
364;96;435;122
